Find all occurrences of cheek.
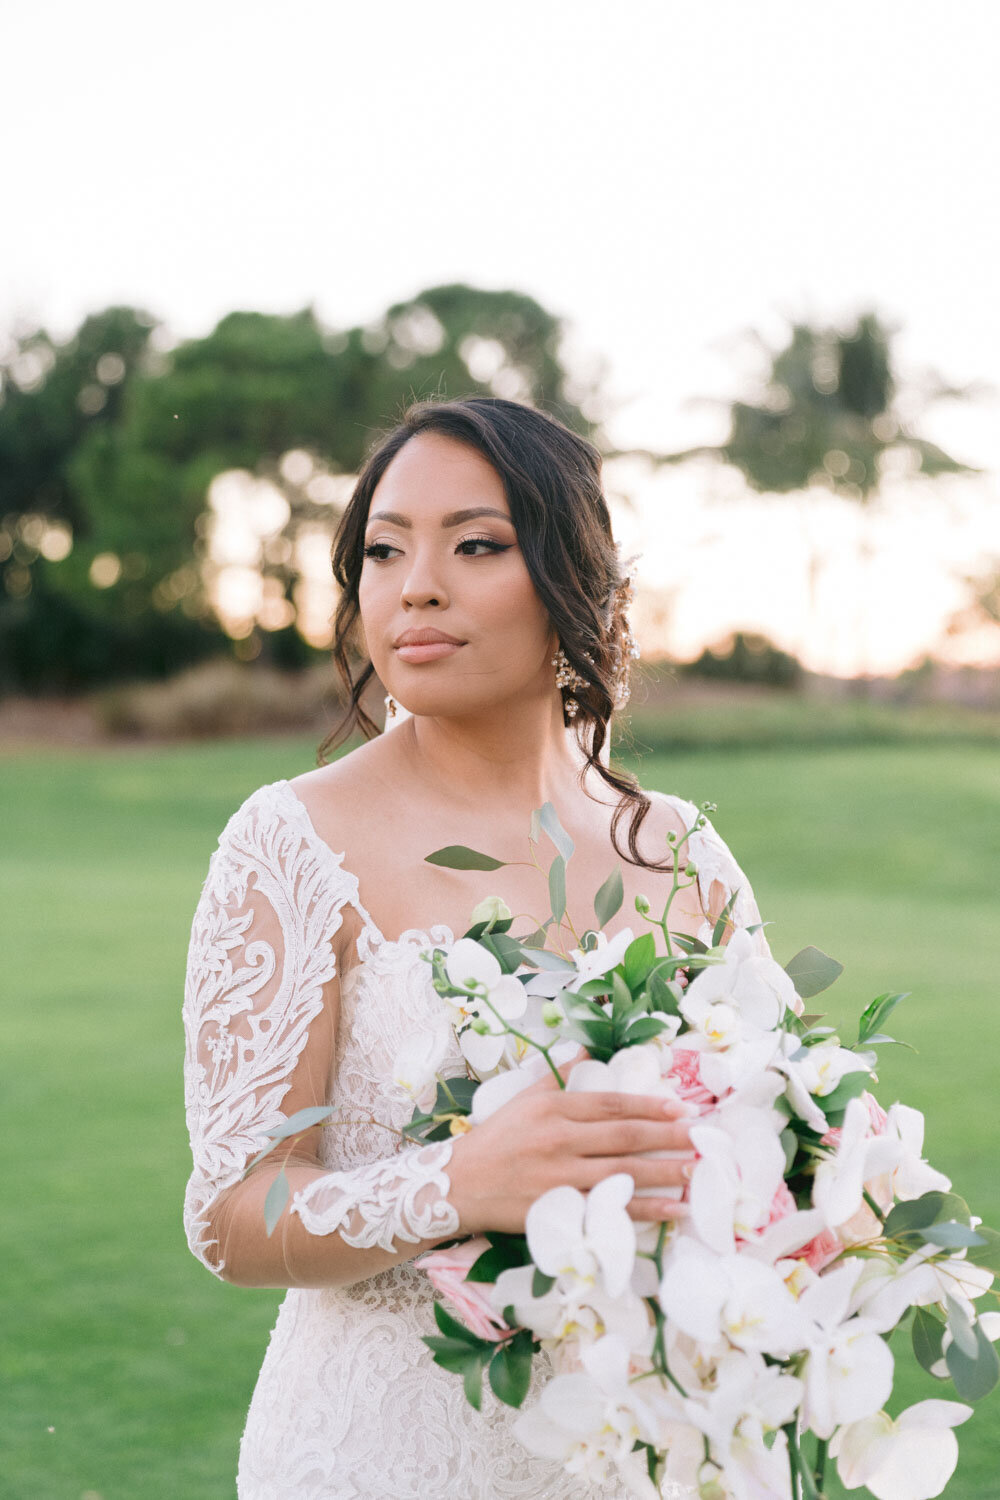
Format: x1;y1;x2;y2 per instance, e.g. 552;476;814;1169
477;561;550;642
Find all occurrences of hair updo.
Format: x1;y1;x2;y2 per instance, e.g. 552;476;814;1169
318;395;672;873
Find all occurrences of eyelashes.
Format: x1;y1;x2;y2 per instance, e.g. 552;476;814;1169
362;537;512;561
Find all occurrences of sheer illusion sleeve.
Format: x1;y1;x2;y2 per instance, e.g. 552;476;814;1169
654;791;773;958
181;783;460;1288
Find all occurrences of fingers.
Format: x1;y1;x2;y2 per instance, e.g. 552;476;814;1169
557;1090;696;1123
575;1153;696;1192
627;1197;690;1224
571;1118;694;1157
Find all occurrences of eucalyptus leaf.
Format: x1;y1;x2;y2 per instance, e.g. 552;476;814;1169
884;1191;972;1238
548;854;566;925
538;801;575;863
261;1104;336;1146
783;946;844;1000
918;1221;987;1250
965;1225;1000;1275
946;1294;980;1360
594;867;624;928
946;1319;1000;1401
425;845;506;871
528;807;542;844
526;947;577;972
264;1166;289;1237
532;1268;556;1297
912;1307;946;1375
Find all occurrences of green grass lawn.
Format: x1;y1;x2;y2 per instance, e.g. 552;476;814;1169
2;734;998;1498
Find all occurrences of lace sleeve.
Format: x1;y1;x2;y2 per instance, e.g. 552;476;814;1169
656;791;772;957
182;782;459;1286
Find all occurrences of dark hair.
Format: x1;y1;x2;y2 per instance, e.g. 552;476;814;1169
317;396;674;873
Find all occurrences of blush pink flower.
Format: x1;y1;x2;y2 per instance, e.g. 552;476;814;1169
414;1236;514;1343
794;1226;844;1272
668;1048;716;1110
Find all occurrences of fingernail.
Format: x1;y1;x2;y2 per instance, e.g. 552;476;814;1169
682;1161;696;1181
680;1102;700;1117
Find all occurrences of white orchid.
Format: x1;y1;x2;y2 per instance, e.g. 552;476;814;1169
442;936;528;1073
659;1238;805;1356
522;926;637;1000
830;1399;973;1498
512;1334;664;1494
687;1102;788;1252
469;1038;582;1123
772;1033;873;1133
794;1260;894;1439
526;1172;637;1300
490;1262;654;1354
680;927;800;1032
388;1018;454;1111
812;1095;905;1229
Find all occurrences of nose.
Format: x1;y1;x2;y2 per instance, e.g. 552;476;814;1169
400;547;448;610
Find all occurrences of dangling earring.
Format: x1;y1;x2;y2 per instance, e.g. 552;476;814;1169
384;693;398;721
552;645;588;720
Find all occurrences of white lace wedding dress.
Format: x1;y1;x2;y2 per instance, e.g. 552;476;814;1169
182;778;768;1498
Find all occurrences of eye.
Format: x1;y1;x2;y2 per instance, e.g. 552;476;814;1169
455;537;512;557
362;542;400;561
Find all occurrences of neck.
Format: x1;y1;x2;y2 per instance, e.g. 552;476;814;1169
396;692;589;814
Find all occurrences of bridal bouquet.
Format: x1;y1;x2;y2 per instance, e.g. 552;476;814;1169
398;802;999;1500
251;799;999;1499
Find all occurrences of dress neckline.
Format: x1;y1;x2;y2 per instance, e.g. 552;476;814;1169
272;778;456;957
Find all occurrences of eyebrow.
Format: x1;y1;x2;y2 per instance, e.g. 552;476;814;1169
365;506;514;529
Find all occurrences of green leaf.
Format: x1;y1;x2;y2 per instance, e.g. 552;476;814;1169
548;854;566;924
711;888;739;946
816;1070;870;1119
912;1307;947;1375
532;1268;556;1297
594;867;624;928
621;1016;670;1044
463;1353;486;1410
945;1295;980;1359
783;946;844;1001
918;1221;987;1250
467;1236;533;1283
780;1127;798;1173
256;1104;336;1151
538;802;574;863
857;991;908;1046
611;971;634;1019
519;924;550;949
425;845;506;871
965;1225;1000;1275
884;1191;972;1239
528;807;542;844
623;932;657;989
946;1319;1000;1401
488;1331;535;1408
432;1300;495;1348
264;1166;289;1237
525;947;576;973
648;966;681;1017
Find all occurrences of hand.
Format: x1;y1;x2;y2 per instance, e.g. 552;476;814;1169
446;1048;696;1235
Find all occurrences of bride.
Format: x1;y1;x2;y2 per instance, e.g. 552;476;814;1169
181;396;769;1498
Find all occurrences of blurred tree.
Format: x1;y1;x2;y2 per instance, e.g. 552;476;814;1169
608;310;984;688
0;286;607;692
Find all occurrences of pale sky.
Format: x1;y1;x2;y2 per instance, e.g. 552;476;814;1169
5;0;1000;674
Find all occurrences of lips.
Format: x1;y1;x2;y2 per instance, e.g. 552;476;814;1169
394;629;464;648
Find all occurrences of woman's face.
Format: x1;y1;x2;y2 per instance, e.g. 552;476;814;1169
358;431;557;719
